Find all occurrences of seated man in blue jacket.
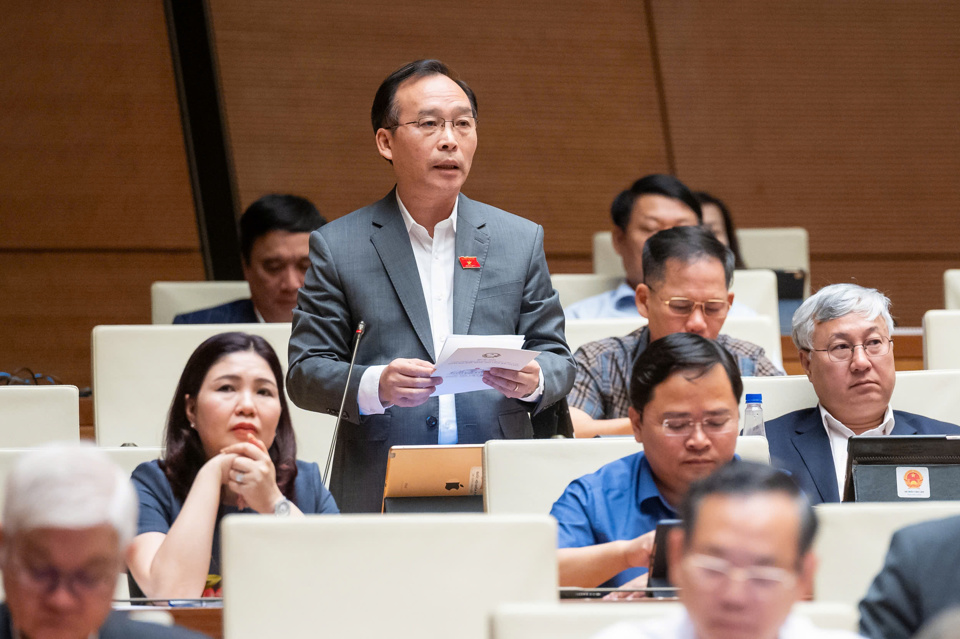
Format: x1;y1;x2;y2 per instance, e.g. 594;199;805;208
552;332;740;589
767;283;960;504
174;194;325;324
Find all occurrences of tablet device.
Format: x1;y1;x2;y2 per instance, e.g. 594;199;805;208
647;519;682;598
382;444;484;501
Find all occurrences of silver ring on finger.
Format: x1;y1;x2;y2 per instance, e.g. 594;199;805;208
514;382;520;392
235;471;245;484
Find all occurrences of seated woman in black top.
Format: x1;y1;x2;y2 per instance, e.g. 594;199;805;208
127;332;338;598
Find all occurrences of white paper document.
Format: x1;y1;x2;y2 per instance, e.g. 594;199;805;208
431;334;540;396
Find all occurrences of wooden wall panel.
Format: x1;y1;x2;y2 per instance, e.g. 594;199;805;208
0;3;202;389
0;3;197;250
809;259;954;328
650;1;960;323
0;253;202;389
207;0;670;265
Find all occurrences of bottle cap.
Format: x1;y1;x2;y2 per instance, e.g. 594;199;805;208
745;393;762;404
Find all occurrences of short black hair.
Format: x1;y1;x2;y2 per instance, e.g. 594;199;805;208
642;225;736;288
371;59;478;132
694;191;746;269
680;461;818;561
629;332;742;416
239;194;325;264
610;174;703;230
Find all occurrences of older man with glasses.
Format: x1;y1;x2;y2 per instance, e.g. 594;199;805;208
553;332;742;590
766;283;960;505
591;462;862;639
0;444;205;639
569;225;783;438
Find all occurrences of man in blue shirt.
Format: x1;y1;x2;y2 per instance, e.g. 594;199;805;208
552;332;742;588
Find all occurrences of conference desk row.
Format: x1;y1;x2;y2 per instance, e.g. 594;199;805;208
75;334;926;439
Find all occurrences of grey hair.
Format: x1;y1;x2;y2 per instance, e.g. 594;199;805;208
791;283;894;351
2;443;138;547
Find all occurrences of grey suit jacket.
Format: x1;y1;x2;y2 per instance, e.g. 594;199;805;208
287;190;575;512
766;407;960;504
859;515;960;639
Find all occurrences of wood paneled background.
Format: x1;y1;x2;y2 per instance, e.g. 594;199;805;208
2;1;958;388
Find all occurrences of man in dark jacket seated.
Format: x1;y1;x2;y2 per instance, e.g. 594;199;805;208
174;194;325;324
0;444;207;638
766;283;960;504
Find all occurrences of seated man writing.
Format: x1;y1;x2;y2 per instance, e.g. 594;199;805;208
592;461;861;639
767;283;960;504
569;225;782;438
552;332;741;588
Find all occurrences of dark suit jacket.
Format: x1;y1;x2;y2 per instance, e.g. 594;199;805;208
287;190;576;512
766;407;960;504
172;298;258;324
859;514;960;639
0;602;209;638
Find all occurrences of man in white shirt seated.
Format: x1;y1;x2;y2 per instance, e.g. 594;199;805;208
592;461;862;639
565;174;755;320
765;283;960;504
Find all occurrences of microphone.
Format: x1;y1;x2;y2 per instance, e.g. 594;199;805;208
323;320;366;488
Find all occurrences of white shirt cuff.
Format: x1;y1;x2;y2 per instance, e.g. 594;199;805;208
358;365;389;415
523;367;545;403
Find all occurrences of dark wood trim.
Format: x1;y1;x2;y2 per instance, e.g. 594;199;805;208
163;0;243;280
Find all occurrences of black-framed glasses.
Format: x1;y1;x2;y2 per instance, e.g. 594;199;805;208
659;415;735;438
9;555;118;598
808;336;893;362
388;115;477;136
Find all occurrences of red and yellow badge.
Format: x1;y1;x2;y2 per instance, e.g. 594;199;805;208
903;469;924;489
459;256;481;269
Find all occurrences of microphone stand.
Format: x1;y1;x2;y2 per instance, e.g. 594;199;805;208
323;320;366;488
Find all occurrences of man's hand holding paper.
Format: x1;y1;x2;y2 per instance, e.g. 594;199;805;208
431;334;541;397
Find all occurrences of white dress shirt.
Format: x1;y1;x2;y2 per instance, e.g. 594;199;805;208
820;404;896;494
590;609;864;639
357;194;544;443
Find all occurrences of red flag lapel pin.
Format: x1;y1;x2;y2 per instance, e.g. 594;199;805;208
459;256;481;269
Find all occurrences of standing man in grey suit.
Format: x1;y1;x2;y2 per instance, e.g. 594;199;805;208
287;59;576;513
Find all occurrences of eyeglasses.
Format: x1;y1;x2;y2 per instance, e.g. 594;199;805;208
389;115;477;137
649;288;729;318
684;553;797;593
808;336;893;362
9;555;117;598
659;415;735;437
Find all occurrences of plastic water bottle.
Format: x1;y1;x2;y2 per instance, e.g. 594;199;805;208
743;393;765;437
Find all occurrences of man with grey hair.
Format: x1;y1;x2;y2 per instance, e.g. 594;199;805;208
0;444;206;638
766;283;960;505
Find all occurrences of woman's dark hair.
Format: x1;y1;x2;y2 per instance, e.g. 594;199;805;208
629;332;743;417
161;332;298;503
371;59;478;132
694;191;746;268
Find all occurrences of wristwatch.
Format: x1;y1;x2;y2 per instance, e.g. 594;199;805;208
273;497;293;517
